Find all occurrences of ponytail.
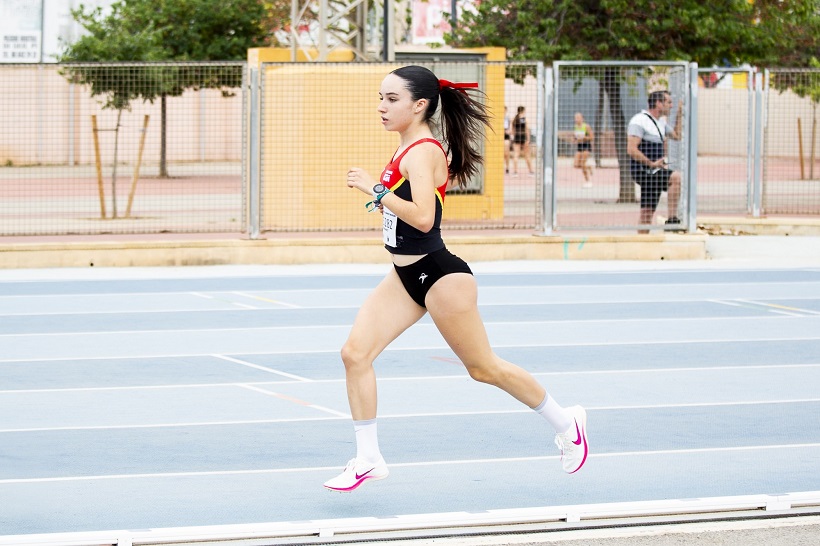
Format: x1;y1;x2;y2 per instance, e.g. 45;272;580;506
438;85;491;189
390;65;492;189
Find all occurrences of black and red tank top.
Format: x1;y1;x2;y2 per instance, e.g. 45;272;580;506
379;138;448;255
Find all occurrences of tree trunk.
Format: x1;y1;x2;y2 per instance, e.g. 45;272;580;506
602;67;636;202
159;93;168;178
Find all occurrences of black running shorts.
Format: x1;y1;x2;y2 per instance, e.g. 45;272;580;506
393;248;473;308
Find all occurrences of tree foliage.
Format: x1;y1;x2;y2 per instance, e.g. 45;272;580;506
450;0;820;67
59;0;273;101
60;0;278;180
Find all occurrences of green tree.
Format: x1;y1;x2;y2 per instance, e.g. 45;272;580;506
449;0;820;200
60;0;272;187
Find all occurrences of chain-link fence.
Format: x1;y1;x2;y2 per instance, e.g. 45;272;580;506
765;68;820;215
696;67;755;215
2;61;820;239
254;61;542;233
550;62;692;232
0;62;246;236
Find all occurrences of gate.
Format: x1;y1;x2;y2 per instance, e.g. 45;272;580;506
547;61;695;233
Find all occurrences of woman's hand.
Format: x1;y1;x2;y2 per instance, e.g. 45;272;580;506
346;167;376;195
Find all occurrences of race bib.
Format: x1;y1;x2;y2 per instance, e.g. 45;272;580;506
382;207;397;247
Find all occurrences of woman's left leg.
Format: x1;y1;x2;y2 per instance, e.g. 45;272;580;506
425;273;545;407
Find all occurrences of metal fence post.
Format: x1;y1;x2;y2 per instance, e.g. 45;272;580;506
248;67;261;240
752;70;765;218
686;63;699;232
540;64;555;235
746;67;754;214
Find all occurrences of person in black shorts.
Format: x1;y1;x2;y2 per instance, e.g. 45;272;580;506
504;106;512;173
323;66;589;493
511;105;534;175
627;90;683;232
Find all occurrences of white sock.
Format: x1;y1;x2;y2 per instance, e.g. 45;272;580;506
353;419;381;463
533;394;572;433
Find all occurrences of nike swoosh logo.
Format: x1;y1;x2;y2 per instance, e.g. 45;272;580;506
355;468;375;480
572;421;583;446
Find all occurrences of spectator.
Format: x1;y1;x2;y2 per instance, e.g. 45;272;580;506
504;106;512;173
627;90;683;232
573;112;594;187
512;106;534;175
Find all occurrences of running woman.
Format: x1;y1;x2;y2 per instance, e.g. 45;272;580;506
324;65;588;492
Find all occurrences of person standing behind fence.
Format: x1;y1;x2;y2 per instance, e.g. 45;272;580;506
573;112;594;188
512;106;534;175
323;65;589;493
627;90;683;233
504;106;512;173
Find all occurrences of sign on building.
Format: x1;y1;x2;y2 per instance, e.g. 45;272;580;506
1;0;42;63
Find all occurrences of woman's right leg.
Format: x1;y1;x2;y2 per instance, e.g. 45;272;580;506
512;143;520;173
341;268;427;420
580;150;592;183
324;268;426;492
504;140;511;172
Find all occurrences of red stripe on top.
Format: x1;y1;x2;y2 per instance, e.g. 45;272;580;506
380;138;449;202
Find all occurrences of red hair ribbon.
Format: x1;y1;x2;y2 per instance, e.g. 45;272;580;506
439;79;479;93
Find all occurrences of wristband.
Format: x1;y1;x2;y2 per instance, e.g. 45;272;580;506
365;184;391;212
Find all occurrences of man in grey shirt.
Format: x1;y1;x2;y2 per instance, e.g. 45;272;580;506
627;91;683;232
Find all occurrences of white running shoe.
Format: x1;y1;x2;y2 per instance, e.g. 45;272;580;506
323;457;389;492
554;406;589;474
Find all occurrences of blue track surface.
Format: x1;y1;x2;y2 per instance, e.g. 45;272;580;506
1;262;819;536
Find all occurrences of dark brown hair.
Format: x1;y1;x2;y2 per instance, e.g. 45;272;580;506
391;65;491;188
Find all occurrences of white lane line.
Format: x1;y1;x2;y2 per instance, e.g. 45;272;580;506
212;354;312;382
1;298;818;317
710;298;797;315
731;299;804;316
0;381;315;395
2;313;819;339
2;335;820;364
0;417;342;433
1;398;817;434
737;298;820;316
2;363;818;395
190;291;257;310
3;443;819;484
239;384;349;418
232;291;302;308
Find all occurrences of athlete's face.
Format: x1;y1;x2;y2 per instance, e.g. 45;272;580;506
378;74;422;132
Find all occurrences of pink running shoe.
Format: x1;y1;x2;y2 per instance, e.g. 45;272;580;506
554;406;589;473
323;457;389;492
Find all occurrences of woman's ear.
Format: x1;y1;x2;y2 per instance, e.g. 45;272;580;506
414;98;427;114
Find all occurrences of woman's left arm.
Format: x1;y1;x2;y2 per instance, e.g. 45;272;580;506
386;144;443;233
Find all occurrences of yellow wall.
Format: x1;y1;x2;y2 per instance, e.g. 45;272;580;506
260;63;398;229
247;48;355;66
251;47;508;230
